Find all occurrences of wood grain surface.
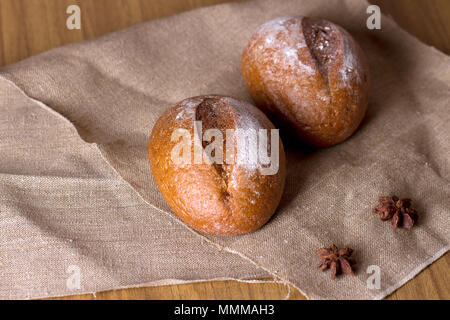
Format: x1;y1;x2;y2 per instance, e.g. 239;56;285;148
1;0;449;300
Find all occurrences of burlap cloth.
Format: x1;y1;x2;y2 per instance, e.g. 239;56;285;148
0;0;449;300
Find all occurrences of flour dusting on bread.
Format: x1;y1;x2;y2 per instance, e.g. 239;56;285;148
241;16;369;147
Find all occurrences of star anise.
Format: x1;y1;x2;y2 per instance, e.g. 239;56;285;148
373;196;418;229
315;244;356;280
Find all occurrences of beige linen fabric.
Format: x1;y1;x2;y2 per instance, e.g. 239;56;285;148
0;77;268;299
0;0;449;299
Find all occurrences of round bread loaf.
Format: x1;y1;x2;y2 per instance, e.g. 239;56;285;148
241;16;370;147
148;95;286;235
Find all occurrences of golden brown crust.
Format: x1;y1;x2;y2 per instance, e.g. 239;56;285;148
148;95;286;235
241;16;370;147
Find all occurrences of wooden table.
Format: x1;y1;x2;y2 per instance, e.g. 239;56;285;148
1;0;448;300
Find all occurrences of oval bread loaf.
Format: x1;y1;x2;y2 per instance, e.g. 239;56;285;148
148;95;286;235
241;16;370;147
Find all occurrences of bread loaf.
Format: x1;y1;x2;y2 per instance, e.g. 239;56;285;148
148;95;286;235
241;16;370;147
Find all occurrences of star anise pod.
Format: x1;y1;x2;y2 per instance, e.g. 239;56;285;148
315;244;356;280
373;196;418;229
